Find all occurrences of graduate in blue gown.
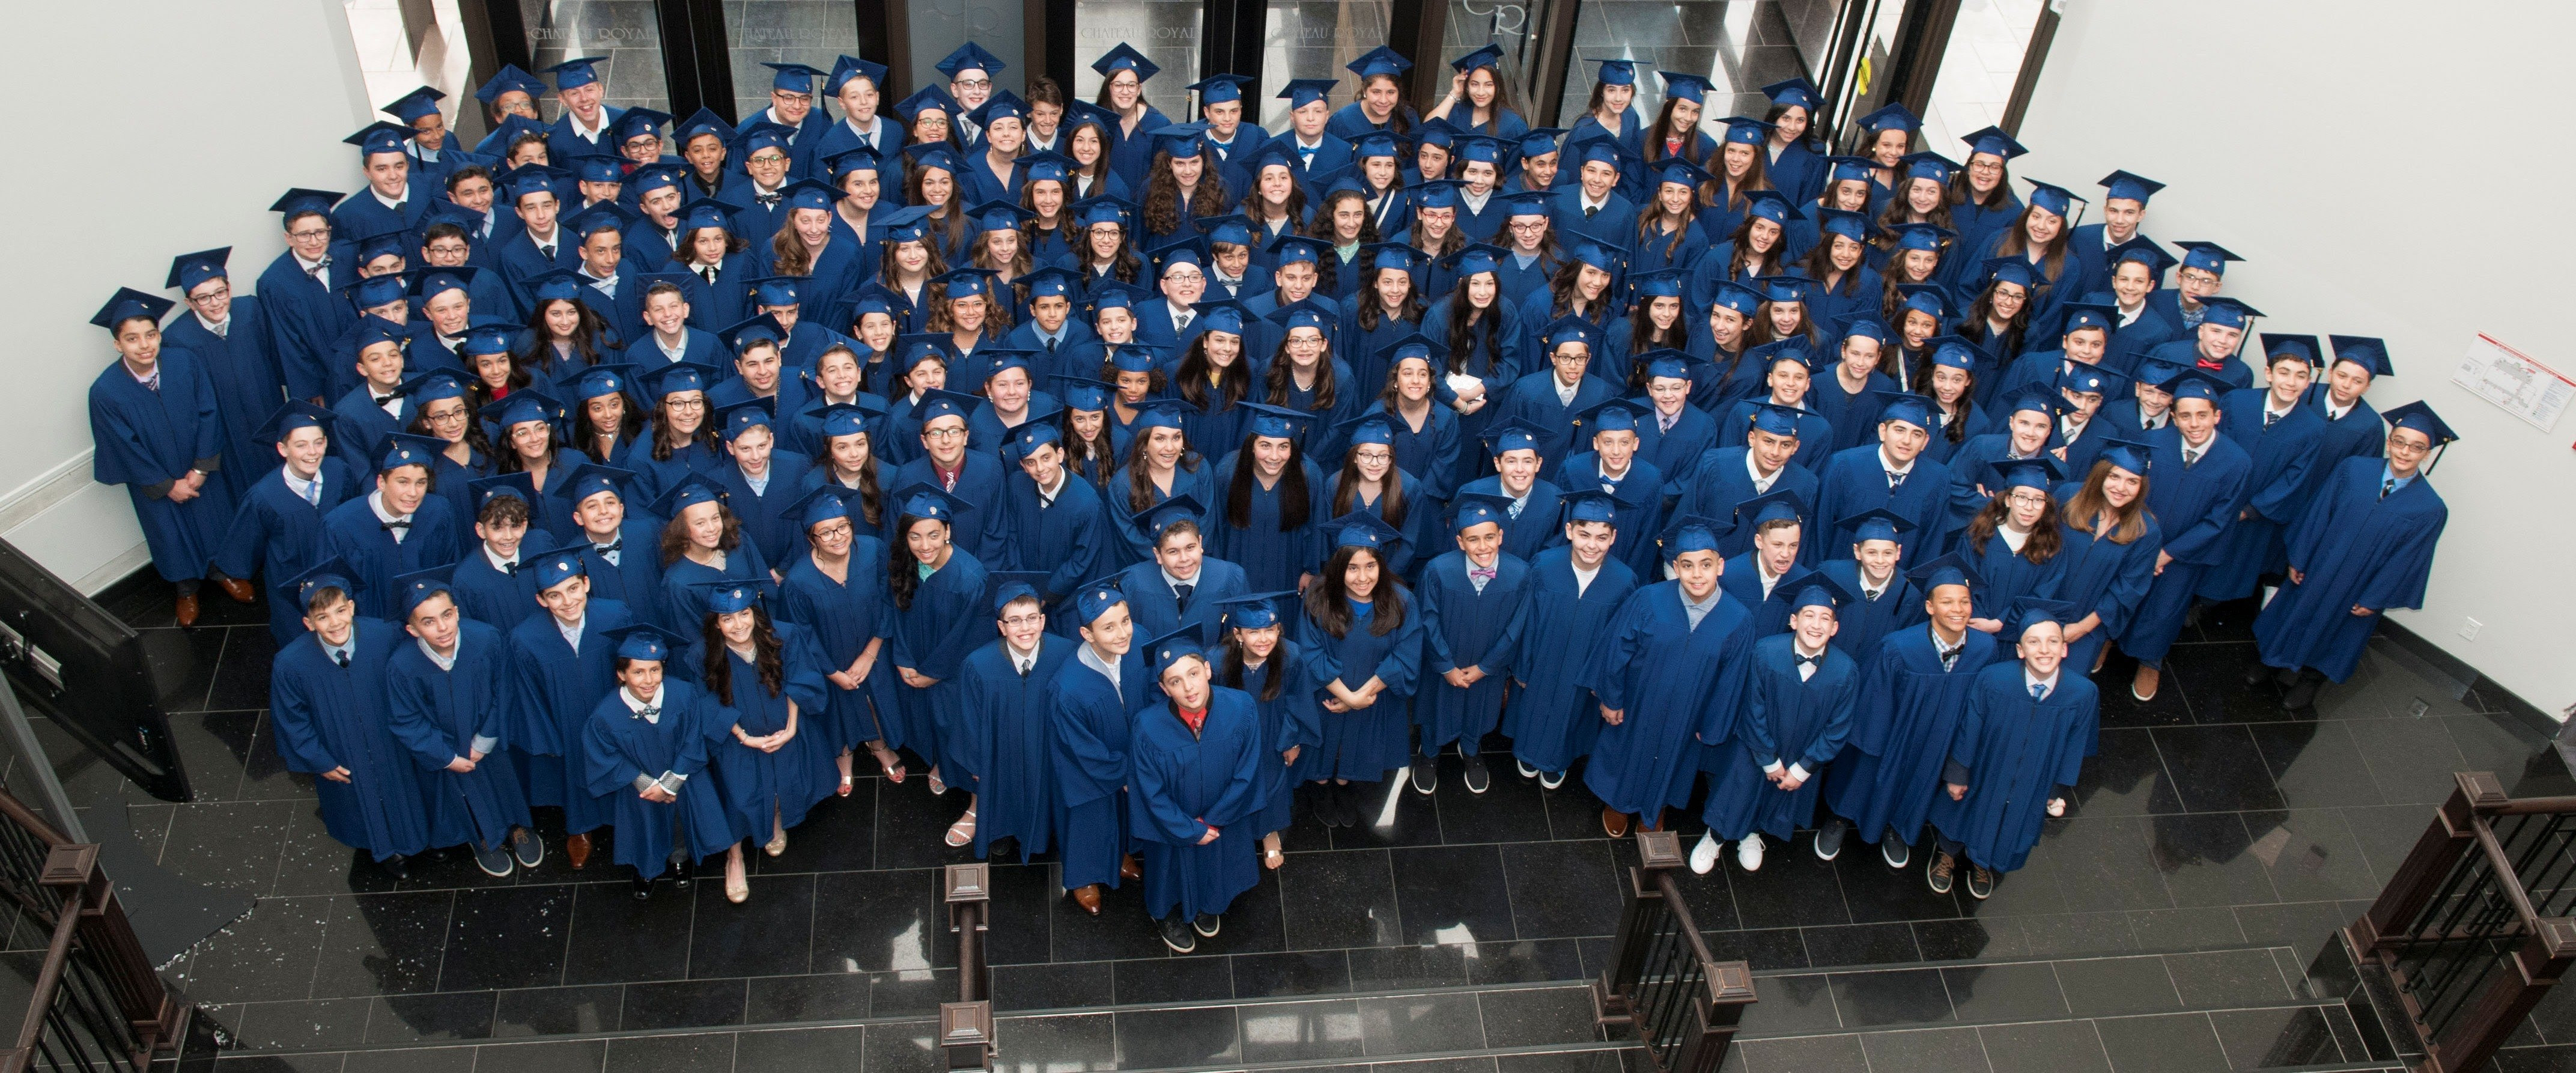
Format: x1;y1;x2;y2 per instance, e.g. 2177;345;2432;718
1954;457;2067;639
1411;494;1529;793
886;485;994;792
555;464;672;629
1490;317;1617;479
1290;514;1424;824
323;434;461;621
1498;491;1638;784
90;288;243;623
1582;516;1757;834
654;474;776;627
2140;294;2260;393
384;567;542;875
1206;405;1332;598
1695;573;1858;874
217;403;360;644
891;389;1016;564
774;485;905;789
2195;338;2326;604
1713;342;1838;475
163;249;287;502
258;189;360;404
1818;554;1998;869
1811;392;1954;569
1116;495;1252;648
1324;413;1445;581
2116;372;2250;702
1453;420;1567;562
624;361;731;508
1557;399;1667;577
1367;334;1466;501
1717;492;1812;639
2299;336;2393;514
996;423;1110;633
1940;388;2062;538
1128;629;1267;951
2254;404;2455;710
2046;439;2162;686
940;573;1075;863
1632;350;1720;499
1926;600;2097;900
333;123;437;257
448;474;544;630
684;580;835;902
267;560;432;875
1818;509;1928;666
1212;591;1319;868
1676;403;1820;559
709;399;815;568
1053;583;1154;911
2061;171;2164;300
504;547;633;866
582;624;743;897
1805;316;1901;455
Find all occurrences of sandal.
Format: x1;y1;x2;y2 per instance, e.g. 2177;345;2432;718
1263;844;1286;870
874;748;907;783
927;769;948;796
944;808;977;848
836;774;855;798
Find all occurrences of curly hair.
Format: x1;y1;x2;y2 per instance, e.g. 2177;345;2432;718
1141;150;1229;237
700;604;786;706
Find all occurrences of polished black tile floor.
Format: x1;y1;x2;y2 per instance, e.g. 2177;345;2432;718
82;582;2568;1068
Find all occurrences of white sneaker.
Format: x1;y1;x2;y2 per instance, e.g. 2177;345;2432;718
1737;836;1765;872
1687;831;1721;875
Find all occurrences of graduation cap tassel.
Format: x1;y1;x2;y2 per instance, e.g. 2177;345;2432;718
2427;442;2447;475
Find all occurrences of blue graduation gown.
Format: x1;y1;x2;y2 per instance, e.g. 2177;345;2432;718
505;598;634;834
1291;594;1426;782
1581;582;1756;816
1548;188;1638;249
322;494;460;620
621;439;728;511
544;110;625;174
1823;624;2000;845
2143;338;2253;392
2295;394;2386;533
2045;494;2161;688
1501;547;1637;773
1129;689;1268;920
890;549;992;776
425;448;494;561
1928;664;2097;872
890;452;1016;565
331;188;434;259
1415;551;1530;750
582;681;743;877
1325;472;1442;582
386;620;533;849
1704;636;1858;840
1962;527;2064;626
776;540;902;752
1633;404;1718;504
1102;461;1224;570
1719;553;1797;639
1452;475;1565;562
1940;434;2062;537
1490;371;1617;480
1053;648;1152;890
694;623;837;835
2255;459;2446;682
579;521;672;630
2195;389;2325;603
1813;446;1954;570
217;461;360;643
2118;428;2250;667
1806;371;1900;456
492;227;586;317
1375;403;1464;503
954;636;1076;860
270;619;430;860
715;452;816;568
1557;452;1666;577
163;311;287;502
1675;448;1821;559
1819;561;1925;667
1233;643;1322;834
257;251;358;403
1000;470;1110;633
1206;454;1330;597
660;541;775;630
90;352;237;583
451;547;541;631
1118;557;1250;651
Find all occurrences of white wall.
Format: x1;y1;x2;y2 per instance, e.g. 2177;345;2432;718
0;0;374;592
2012;1;2576;715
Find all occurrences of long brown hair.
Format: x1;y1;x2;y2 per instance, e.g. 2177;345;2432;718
1355;261;1423;332
887;513;945;610
1122;429;1204;514
1329;449;1409;527
1142;150;1227;237
1302;544;1407;637
1877;177;1957;234
819;428;886;529
1964;493;2061;563
2062;461;2151;544
1992;207;2071;287
518;298;614;368
768;217;828;276
1639;98;1707;168
1020;177;1080;248
1443;278;1504;372
648;391;718;462
658;503;743;567
700;604;786;706
1225;431;1312;532
1218;629;1287;702
1174;330;1253;411
1263;332;1339;411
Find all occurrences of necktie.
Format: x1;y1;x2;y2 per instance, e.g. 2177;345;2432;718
1506;498;1524;520
2381;478;2395;500
333;650;351;668
2183;448;2199;467
540;243;556;260
635;705;659;720
1174;314;1191;331
381;518;413;531
1044;335;1058;354
498;560;519;576
1886;470;1906;490
1584;205;1599;219
303;481;321;507
214;320;229;339
140;371;161;392
1017;660;1030;678
1865;588;1882;603
2264;410;2278;428
1174;583;1194;612
2030;682;2047;701
307;257;330;283
699;265;720;285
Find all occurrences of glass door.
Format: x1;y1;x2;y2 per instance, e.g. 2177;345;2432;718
1073;0;1206;121
722;1;867;121
1254;0;1390;130
515;0;674;114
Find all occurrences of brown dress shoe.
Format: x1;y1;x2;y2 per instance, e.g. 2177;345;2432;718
1602;806;1630;838
1119;854;1143;881
566;832;592;869
216;576;257;603
1071;883;1102;914
174;594;201;627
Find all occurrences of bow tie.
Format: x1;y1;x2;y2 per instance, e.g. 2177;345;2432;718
594;541;621;555
374;393;399;406
381;518;413;530
1793;652;1820;668
1468;565;1497;583
756;192;782;207
314;255;332;268
633;706;659;720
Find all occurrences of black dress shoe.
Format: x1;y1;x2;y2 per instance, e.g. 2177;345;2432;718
631;877;655;901
1193;913;1221;938
2281;670;2325;711
2241;660;2277;689
1159;914;1198;953
378;854;410;881
670;857;694;889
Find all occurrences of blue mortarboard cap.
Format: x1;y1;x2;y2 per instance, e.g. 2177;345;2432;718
1710;281;1764;317
528;544;592;591
2004;598;2073;637
1958;126;2028;161
1072;196;1134;230
1451;43;1505;73
639;360;719;399
553;463;639;506
409;266;479;305
718;397;779;442
393;564;457;615
1873;390;1934;430
1733;488;1807;529
900;142;962;174
1663;514;1727;556
893;482;972;524
1657;71;1715;104
1147;627;1204;678
649;472;731;518
1836;313;1892;347
1092;43;1160;81
1197;211;1260;248
2099;169;2165;205
1895;284;1949;321
1785;569;1854;614
469;472;539;512
1550;488;1613;526
875;204;937;244
1816;208;1872;245
1328;509;1404;550
1593;59;1636;86
1927;335;1979;371
676;108;734;145
1131;397;1193;432
1278;78;1337;108
492;389;566;431
2175;240;2243;276
1900;151;1958;186
2383;401;2459;446
383;85;446;124
1191;297;1251;337
1129;491;1208;540
574;363;635;401
1411;178;1466;210
2024;180;2084;218
914;388;982;427
270;187;346;216
1053;375;1114;412
2131;357;2188;389
1188;74;1255;104
1858;103;1921;133
163;245;236;293
1762;77;1822;112
967;198;1034;234
570;153;626;184
1266;231;1328;265
935;41;1007;78
1988;454;2064;493
1021;266;1083;300
1573;397;1649;436
1757;276;1811;305
892;85;960;126
933;267;998;300
1484;418;1546;457
506;163;574;203
1153;126;1206;157
1628;269;1689;301
1363;242;1428;274
1075;582;1129;626
1264;295;1331;333
1915;552;1979;592
1086;279;1148;315
1346;46;1413;79
1337;413;1396;448
1888;223;1952;253
815;398;886;439
2327;335;2395;378
2094;437;2152;475
1450;492;1513;533
1542;315;1599;353
1839;507;1914;547
826;55;889;95
965;89;1029;127
1748;403;1804;438
1719;115;1775;145
1006;421;1061;458
278;556;362;610
2199;296;2260;329
606;623;688;663
2002;387;2065;420
2158;368;2232;404
1352;132;1403;160
473;64;544;104
257;400;338;443
350;314;410;354
777;177;842;213
1455;135;1507;166
1650;155;1713;192
988;571;1052;612
2058;301;2116;335
1570;133;1626;169
1748;338;1812;371
762;61;827;94
678;197;735;234
399;369;468;405
2110;237;2177;275
522;269;588;306
1514;128;1567;160
344;121;412;157
373;433;446;473
542;56;609;90
1216;591;1296;631
2059;362;2124;397
2261;332;2323;367
1824;155;1876;184
1979;256;2037;293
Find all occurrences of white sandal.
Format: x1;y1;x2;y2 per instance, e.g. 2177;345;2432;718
944;808;977;848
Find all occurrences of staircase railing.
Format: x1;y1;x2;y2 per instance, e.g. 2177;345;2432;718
938;863;994;1072
0;790;184;1073
2348;771;2576;1073
1593;831;1757;1073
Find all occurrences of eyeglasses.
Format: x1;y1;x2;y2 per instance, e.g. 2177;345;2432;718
2007;492;2049;507
425;408;470;425
186;285;232;305
1000;613;1045;628
663;397;706;411
287;228;332;241
923;427;968;440
2386;436;2432;456
749;153;789;165
953;78;992;90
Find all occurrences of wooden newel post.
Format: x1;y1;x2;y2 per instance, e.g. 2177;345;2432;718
1593;831;1685;1029
41;843;181;1064
2428;918;2576;1073
1668;960;1757;1073
2354;772;2505;955
938;1000;994;1072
